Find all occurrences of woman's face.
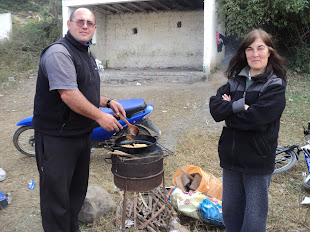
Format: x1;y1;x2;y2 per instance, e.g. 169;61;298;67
245;38;271;76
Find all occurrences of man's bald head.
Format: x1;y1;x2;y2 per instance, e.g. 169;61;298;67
69;8;95;23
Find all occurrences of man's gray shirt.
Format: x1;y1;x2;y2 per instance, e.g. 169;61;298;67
40;44;78;91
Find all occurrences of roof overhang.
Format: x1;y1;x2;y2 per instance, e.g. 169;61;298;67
69;0;204;14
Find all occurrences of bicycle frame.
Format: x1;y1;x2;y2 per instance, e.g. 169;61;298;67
301;123;310;188
274;121;310;186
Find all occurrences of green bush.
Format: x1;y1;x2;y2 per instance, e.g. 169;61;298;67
0;0;62;84
217;0;310;75
290;44;310;74
0;17;62;83
217;0;310;47
14;19;62;53
0;0;40;13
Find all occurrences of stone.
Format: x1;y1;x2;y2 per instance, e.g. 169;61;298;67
8;77;15;82
78;185;117;223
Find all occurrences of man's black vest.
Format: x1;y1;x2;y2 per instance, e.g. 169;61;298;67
33;31;100;137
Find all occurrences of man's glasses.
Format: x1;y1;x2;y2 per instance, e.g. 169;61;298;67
71;20;95;28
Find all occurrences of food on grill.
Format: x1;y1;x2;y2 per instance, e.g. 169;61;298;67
121;143;148;148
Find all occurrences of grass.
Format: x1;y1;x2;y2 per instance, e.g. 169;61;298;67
267;72;310;232
279;72;310;145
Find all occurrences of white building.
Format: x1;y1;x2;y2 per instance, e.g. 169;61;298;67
0;13;12;41
62;0;225;76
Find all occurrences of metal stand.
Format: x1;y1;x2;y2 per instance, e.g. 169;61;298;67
121;184;127;232
121;171;169;231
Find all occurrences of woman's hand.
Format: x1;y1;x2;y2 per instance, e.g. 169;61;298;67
222;94;249;110
222;94;231;102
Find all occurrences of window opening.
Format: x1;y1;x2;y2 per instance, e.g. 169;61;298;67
132;28;138;34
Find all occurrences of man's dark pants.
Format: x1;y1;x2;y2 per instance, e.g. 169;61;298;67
35;131;91;232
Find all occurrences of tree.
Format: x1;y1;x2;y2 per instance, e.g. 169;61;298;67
217;0;310;47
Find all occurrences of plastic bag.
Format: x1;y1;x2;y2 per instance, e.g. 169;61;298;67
172;164;222;200
198;196;224;226
0;168;6;182
170;187;208;219
170;187;224;226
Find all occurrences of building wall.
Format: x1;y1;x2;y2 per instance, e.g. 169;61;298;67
92;11;203;69
0;13;12;40
62;0;224;73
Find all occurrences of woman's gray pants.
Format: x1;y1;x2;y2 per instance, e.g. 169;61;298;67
222;169;272;232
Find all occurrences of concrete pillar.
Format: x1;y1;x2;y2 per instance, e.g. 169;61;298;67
62;5;70;35
0;13;12;40
203;0;215;75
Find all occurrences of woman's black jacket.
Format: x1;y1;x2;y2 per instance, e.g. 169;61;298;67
209;72;286;175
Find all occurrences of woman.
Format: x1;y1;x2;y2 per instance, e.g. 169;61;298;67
209;29;287;232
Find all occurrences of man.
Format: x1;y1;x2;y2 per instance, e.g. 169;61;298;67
33;8;125;232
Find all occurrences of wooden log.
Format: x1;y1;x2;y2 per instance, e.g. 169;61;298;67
174;175;187;192
179;166;194;181
181;173;191;187
189;173;202;191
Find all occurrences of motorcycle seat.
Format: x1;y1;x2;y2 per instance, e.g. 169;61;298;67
99;98;147;118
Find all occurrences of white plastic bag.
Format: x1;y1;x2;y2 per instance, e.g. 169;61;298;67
0;168;6;182
170;187;224;226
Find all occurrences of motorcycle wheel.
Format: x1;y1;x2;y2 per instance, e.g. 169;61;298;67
13;126;35;157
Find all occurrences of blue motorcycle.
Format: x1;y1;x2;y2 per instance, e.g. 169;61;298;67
13;98;161;157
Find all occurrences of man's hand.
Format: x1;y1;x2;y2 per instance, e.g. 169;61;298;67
109;100;126;118
96;112;123;132
58;89;123;132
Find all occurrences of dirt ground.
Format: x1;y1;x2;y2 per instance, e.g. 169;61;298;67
0;69;227;231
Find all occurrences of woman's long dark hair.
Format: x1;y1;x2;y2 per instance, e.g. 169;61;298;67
226;29;287;82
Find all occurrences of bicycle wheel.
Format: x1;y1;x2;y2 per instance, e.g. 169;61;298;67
273;148;297;174
13;126;35;157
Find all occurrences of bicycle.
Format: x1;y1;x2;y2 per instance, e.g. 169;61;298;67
273;121;310;189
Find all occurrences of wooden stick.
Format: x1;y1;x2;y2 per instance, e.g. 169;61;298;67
139;204;166;230
139;192;149;209
108;150;136;158
133;192;137;228
136;214;157;231
151;192;158;217
148;193;153;212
